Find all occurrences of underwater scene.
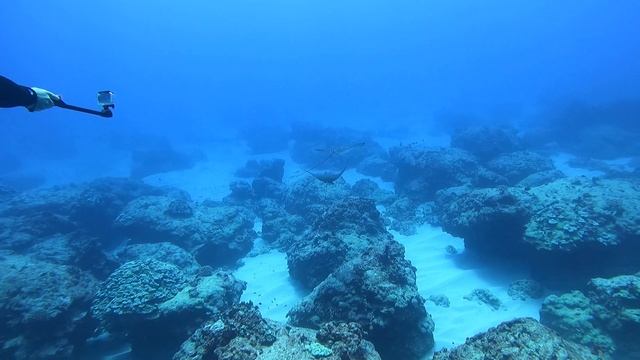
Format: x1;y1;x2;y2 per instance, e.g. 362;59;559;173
1;1;640;359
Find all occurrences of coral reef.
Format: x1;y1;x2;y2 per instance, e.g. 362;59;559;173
0;254;98;359
0;177;165;249
175;304;382;360
114;242;200;273
508;279;545;300
172;302;276;360
432;318;598;360
435;177;640;285
93;259;245;357
436;186;531;255
517;169;565;188
115;196;256;266
286;197;434;359
485;151;555;184
284;176;351;223
390;146;480;201
540;273;640;359
450;126;521;162
235;159;285;182
356;153;397;182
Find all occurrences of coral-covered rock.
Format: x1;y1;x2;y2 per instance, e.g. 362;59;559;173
436;177;640;286
356;153;397;182
518;169;565;188
450;126;522;162
287;198;389;289
316;322;380;360
175;307;382;360
235;159;285;182
260;202;307;251
390;145;480;201
524;177;640;252
436;186;532;255
251;177;285;200
384;196;439;235
91;259;189;331
486;151;555;184
173;302;276;360
540;291;614;357
115;196;256;266
351;178;395;206
433;318;598;360
288;240;434;360
541;273;640;359
0;254;98;359
25;233;117;279
508;279;545;300
0;178;164;249
286;197;433;359
226;180;254;203
93;259;244;358
284;176;351;223
115;242;199;273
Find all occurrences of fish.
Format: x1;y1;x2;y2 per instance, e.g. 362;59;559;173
304;167;347;184
306;142;366;172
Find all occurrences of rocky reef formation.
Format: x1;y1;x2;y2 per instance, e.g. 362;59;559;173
92;258;245;357
286;197;434;360
289;122;382;171
450;126;522;162
433;317;598;360
0;178;164;250
540;273;640;359
0;253;98;359
390;146;482;201
130;141;204;179
115;195;256;266
174;303;381;360
436;177;640;286
485;151;555;184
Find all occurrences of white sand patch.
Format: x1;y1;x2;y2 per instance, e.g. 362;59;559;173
233;246;304;323
143;143;300;201
393;225;542;358
552;152;603;178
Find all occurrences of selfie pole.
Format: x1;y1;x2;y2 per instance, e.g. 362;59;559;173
53;91;115;118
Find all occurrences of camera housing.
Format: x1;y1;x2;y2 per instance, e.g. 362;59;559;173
97;91;115;107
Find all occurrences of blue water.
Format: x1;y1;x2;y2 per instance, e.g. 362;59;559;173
2;1;640;359
2;1;640;140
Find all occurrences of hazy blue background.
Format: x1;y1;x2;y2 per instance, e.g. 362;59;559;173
1;0;639;167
